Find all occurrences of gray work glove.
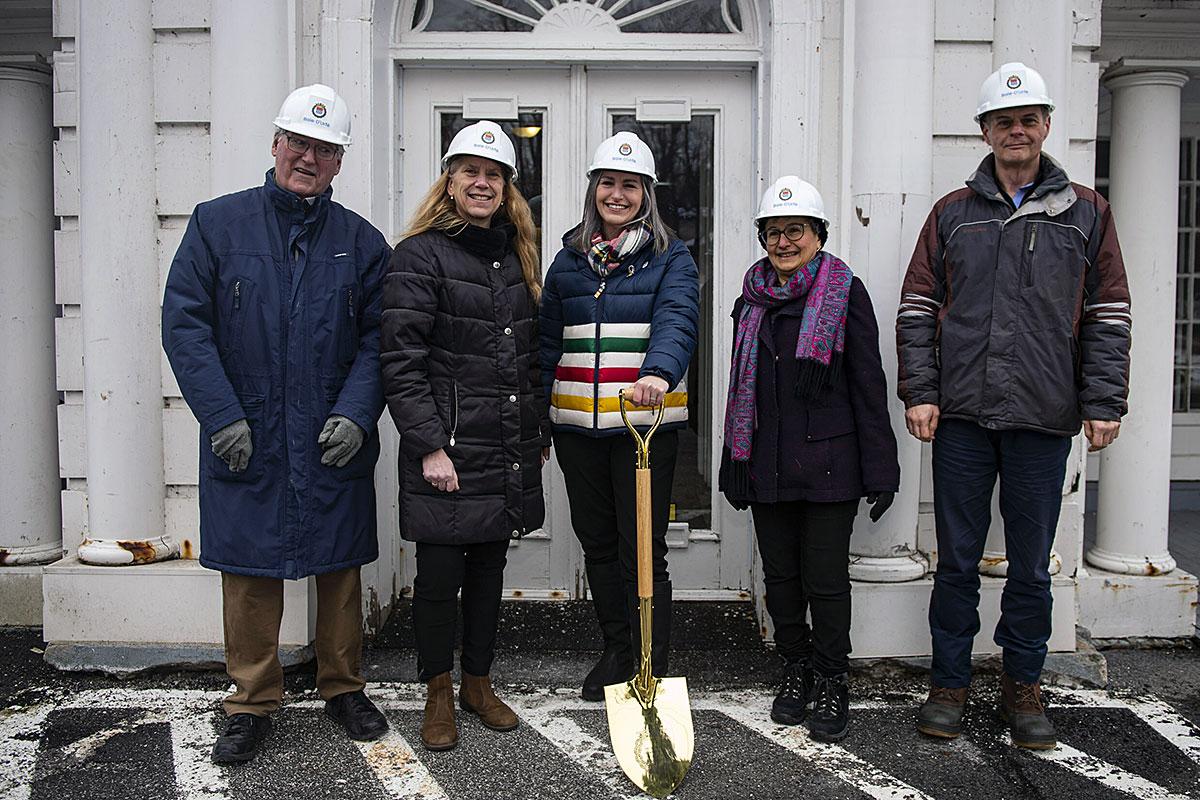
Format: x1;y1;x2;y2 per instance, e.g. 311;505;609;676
211;419;252;473
319;415;365;467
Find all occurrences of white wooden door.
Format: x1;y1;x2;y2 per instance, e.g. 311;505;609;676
397;65;756;599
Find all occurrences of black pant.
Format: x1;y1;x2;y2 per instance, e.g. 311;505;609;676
751;499;859;676
553;430;678;584
411;539;509;682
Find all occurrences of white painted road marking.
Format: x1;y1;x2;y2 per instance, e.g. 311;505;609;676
1;684;1197;800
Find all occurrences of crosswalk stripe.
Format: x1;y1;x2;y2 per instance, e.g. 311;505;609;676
1033;742;1196;800
354;729;451;800
719;703;935;800
0;703;51;800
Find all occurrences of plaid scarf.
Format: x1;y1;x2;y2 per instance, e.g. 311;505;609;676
587;221;652;275
723;251;852;464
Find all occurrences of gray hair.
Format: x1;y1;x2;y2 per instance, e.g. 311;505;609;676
572;172;674;255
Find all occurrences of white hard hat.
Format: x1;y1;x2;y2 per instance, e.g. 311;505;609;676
273;84;352;147
974;62;1055;123
755;176;829;224
441;120;518;181
588;131;657;183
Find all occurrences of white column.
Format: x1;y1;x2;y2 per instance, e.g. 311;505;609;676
0;57;62;566
977;0;1072;577
210;0;290;197
845;0;932;582
1089;70;1188;576
76;0;173;564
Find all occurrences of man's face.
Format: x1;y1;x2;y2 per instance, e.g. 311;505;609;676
980;105;1050;171
272;132;342;197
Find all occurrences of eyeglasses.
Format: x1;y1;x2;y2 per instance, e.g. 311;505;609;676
759;222;810;247
281;133;341;162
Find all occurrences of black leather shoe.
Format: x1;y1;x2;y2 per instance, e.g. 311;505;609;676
770;660;813;725
325;690;389;741
211;713;272;764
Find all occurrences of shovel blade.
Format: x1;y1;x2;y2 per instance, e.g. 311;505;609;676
604;676;694;798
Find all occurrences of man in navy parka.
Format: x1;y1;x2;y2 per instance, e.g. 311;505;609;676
162;84;391;764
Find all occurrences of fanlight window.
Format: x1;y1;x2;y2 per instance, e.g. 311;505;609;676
409;0;745;34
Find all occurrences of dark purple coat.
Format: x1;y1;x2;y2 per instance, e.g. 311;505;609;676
718;276;899;505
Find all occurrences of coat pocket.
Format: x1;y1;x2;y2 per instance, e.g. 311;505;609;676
805;408;857;441
339;284;358;365
205;394;266;484
219;277;254;361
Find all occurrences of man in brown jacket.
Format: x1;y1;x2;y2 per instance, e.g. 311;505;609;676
897;62;1131;750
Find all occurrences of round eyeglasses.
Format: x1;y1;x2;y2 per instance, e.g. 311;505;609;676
282;133;341;162
759;222;810;247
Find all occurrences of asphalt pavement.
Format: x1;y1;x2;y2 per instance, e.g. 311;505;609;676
2;599;1199;800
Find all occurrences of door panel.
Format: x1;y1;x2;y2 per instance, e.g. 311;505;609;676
588;70;755;595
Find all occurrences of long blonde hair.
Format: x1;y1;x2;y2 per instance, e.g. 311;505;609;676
402;160;541;302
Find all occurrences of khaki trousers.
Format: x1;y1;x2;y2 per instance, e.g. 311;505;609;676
221;566;366;717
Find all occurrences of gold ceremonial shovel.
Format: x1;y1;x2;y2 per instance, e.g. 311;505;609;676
604;390;694;798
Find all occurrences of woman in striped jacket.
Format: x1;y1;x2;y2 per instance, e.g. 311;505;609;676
539;131;699;701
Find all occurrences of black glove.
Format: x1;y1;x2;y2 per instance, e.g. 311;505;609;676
866;491;895;523
211;419;252;473
318;415;365;467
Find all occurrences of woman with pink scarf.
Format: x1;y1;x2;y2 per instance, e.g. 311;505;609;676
718;176;899;742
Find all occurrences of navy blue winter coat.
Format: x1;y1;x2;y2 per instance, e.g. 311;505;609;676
162;171;390;579
539;229;699;436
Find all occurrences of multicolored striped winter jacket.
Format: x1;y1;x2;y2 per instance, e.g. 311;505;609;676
539;229;699;436
897;154;1131;436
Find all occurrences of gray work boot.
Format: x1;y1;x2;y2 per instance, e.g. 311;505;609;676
916;684;969;739
1000;673;1057;750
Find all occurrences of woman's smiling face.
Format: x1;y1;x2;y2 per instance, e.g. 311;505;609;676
448;156;507;227
594;170;645;238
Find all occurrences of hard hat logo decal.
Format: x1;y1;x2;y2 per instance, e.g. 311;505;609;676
311;102;327;118
779;188;793;201
618;143;633;156
1006;75;1022;90
481;130;495;144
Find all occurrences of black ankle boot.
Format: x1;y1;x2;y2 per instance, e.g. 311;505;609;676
771;660;813;725
582;561;634;701
807;673;850;742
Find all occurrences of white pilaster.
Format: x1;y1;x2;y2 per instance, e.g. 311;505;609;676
210;0;290;198
76;0;173;565
845;0;932;583
1090;69;1188;576
0;57;61;568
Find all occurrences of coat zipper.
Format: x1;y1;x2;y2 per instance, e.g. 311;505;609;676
1023;223;1038;287
593;274;606;430
449;382;459;447
233;280;242;311
347;286;355;319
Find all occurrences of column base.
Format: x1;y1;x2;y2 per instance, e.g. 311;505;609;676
43;553;318;669
0;541;64;566
1077;564;1198;639
1084;545;1177;576
78;536;178;565
846;573;1077;658
979;549;1062;578
847;553;928;583
0;564;43;625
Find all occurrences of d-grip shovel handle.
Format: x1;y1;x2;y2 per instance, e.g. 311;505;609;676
618;390;665;602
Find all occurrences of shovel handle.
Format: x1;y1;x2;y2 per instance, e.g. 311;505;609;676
636;467;652;600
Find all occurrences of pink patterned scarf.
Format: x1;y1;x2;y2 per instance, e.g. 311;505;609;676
723;251;852;464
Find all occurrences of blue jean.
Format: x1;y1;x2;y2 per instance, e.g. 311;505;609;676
929;418;1071;687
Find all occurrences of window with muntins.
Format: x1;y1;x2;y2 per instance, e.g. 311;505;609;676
408;0;745;34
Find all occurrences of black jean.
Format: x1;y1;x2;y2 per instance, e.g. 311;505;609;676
553;430;678;585
411;539;509;682
750;499;859;676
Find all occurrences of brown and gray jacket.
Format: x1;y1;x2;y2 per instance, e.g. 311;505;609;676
897;154;1131;436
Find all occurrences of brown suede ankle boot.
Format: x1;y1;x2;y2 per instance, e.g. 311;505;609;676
420;672;458;751
459;672;519;731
